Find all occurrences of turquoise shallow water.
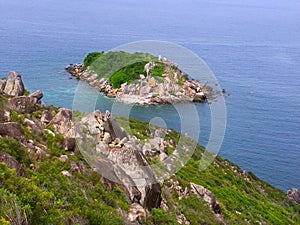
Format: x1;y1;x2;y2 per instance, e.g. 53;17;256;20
0;0;299;191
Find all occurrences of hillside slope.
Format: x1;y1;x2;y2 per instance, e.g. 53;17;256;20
0;72;299;224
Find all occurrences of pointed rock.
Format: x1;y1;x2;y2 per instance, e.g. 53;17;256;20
3;71;25;97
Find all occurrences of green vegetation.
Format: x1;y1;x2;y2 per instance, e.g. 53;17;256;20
83;51;171;88
150;63;165;77
117;117;300;224
178;77;184;86
85;51;156;78
0;96;299;224
83;51;104;70
110;61;147;88
24;89;30;96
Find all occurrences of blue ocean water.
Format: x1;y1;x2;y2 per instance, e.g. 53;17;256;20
0;0;299;191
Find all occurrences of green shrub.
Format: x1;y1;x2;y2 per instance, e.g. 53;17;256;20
109;61;147;88
178;77;184;86
151;63;165;77
143;208;178;225
83;52;104;70
0;137;31;165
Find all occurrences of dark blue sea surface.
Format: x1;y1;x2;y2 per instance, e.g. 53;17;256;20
0;0;299;190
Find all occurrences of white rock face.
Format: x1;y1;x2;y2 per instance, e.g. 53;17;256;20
3;71;25;97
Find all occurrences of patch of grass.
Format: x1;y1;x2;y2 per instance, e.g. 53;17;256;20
151;63;166;77
83;51;104;70
109;61;147;88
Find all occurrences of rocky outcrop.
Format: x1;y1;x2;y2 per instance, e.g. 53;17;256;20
6;96;38;114
287;188;300;205
65;138;76;151
48;108;74;138
40;110;53;123
177;214;190;225
3;71;25;97
0;151;26;176
190;182;222;214
0;109;10;122
0;122;25;142
65;61;209;105
29;90;43;101
75;110;162;209
127;203;146;223
0;79;6;93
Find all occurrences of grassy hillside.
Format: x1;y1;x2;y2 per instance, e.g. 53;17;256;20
0;96;299;224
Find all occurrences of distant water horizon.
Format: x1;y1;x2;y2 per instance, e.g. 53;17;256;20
0;0;299;191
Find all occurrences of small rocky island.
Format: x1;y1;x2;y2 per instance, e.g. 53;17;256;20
66;51;210;104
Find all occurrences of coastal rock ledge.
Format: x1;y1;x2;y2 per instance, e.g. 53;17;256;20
66;61;210;105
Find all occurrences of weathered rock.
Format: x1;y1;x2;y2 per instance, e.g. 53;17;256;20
0;79;6;93
158;152;168;162
48;108;74;138
161;198;169;211
65;138;76;151
96;142;109;156
0;122;25;142
62;170;72;178
140;85;151;96
0;151;26;176
0;109;10;122
103;110;127;140
76;110;162;209
127;203;146;223
119;137;128;146
59;155;69;163
29;90;43;101
41;110;53;123
144;182;162;209
190;182;222;214
33;145;45;162
23;118;39;130
177;214;190;225
193;92;206;102
71;161;80;172
103;132;112;144
148;77;156;87
287;188;300;205
6;96;37;114
3;71;25;97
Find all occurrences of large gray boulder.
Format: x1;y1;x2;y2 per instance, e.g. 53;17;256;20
40;110;53;123
6;96;37;114
3;71;25;97
76;110;162;209
0;109;10;122
287;188;300;205
0;122;25;142
0;151;26;176
190;182;222;214
48;108;74;138
29;90;43;101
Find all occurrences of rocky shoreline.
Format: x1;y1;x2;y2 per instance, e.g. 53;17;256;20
65;62;210;105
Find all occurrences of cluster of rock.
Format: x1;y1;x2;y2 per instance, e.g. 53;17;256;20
0;71;161;223
65;62;209;104
0;71;25;97
287;188;300;206
163;178;225;224
75;110;162;212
